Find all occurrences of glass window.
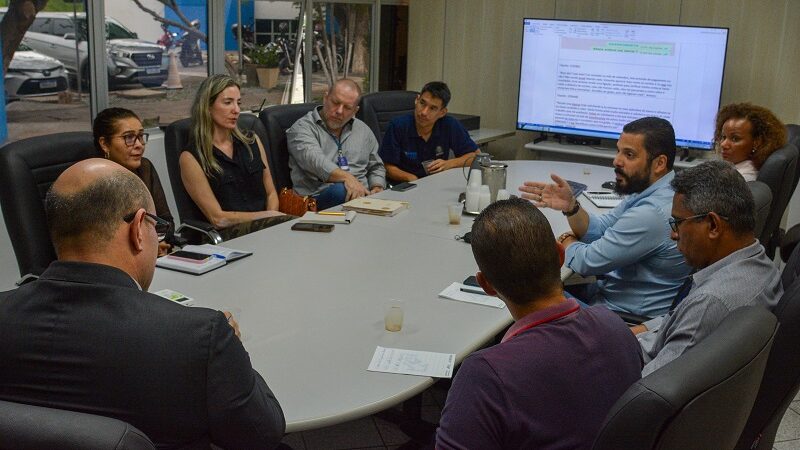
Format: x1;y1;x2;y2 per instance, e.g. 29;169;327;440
28;17;52;34
231;0;306;106
105;0;209;129
5;5;92;142
311;2;372;98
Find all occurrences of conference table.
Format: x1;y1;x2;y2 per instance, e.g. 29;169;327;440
149;160;615;433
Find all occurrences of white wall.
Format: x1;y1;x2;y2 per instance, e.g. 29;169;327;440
255;1;300;20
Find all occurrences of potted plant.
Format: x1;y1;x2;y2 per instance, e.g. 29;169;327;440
250;43;281;89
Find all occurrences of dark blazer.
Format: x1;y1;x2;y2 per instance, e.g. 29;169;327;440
0;261;285;449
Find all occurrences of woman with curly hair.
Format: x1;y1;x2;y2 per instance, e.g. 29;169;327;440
179;74;286;236
714;102;787;181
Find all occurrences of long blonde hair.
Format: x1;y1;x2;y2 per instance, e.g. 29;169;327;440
189;74;255;177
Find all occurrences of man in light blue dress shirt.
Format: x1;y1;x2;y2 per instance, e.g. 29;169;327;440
519;117;691;317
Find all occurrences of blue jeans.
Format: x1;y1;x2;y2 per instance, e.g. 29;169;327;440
313;183;347;210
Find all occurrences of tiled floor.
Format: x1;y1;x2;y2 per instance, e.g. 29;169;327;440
278;384;800;450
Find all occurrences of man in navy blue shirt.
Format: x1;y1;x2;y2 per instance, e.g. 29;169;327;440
379;81;479;183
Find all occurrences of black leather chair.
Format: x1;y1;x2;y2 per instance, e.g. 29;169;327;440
357;90;418;142
257;102;317;191
163;115;273;244
0;132;97;281
592;306;778;450
735;244;800;449
0;399;155;449
748;180;772;239
756;142;799;258
786;124;800;191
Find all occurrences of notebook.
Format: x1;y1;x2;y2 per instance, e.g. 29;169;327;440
583;191;624;208
156;244;252;275
298;210;358;224
342;198;409;217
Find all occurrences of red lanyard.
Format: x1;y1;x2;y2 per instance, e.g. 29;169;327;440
504;304;580;341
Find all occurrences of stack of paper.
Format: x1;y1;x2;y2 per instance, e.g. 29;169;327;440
438;282;506;308
298;210;357;224
367;346;455;378
342;198;409;217
583;191;624;208
156;244;252;275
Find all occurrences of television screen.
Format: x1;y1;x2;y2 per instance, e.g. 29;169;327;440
517;19;729;149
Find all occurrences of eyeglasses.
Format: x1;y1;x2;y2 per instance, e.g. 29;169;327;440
123;211;172;242
668;213;729;233
115;132;149;146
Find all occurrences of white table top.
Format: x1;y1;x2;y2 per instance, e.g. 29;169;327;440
149;160;615;433
468;128;516;145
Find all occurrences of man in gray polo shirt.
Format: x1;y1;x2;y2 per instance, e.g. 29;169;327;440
634;160;783;376
287;78;386;210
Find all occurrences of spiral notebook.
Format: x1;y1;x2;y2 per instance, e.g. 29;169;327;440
583;191;624;208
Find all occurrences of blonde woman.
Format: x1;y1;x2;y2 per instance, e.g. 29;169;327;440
180;74;285;235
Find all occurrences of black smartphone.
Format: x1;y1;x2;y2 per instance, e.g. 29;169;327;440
391;182;417;192
291;223;334;232
168;250;211;263
463;275;480;287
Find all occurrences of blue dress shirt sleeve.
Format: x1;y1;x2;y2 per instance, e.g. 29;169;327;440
565;201;669;276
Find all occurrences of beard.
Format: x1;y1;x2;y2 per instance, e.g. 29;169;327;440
614;166;651;195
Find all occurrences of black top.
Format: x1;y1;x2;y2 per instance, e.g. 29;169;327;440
184;138;266;212
135;157;174;225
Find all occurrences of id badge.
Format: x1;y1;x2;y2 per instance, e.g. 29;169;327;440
337;154;350;171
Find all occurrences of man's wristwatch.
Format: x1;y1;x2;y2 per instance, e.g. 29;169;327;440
563;199;581;217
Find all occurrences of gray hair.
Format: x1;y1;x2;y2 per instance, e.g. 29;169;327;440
670;160;755;234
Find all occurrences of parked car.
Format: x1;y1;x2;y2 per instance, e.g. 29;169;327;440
17;11;167;88
5;43;68;102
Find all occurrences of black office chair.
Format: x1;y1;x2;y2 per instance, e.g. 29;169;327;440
748;180;772;239
592;306;778;450
756;142;799;258
258;102;317;191
357;90;418;142
0;399;155;449
0;132;97;282
736;244;800;449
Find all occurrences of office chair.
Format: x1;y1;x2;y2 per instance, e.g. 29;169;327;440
258;102;317;191
357;90;418;142
748;180;772;239
592;306;778;450
0;399;155;449
0;132;97;282
756;142;799;258
736;244;800;449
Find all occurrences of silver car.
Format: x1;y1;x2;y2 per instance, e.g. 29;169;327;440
20;11;167;88
5;43;68;102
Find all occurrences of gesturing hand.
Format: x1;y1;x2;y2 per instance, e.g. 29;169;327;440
518;173;575;211
343;175;369;201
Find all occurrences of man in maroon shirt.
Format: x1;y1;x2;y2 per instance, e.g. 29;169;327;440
436;198;642;449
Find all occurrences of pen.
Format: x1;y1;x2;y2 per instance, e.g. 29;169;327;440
460;287;489;296
211;254;226;259
318;211;346;216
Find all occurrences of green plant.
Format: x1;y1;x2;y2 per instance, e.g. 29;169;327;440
249;43;280;68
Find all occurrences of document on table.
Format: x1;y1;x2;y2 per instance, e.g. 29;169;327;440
438;282;506;308
368;346;455;378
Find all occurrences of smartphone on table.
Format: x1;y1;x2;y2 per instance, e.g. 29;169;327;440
391;182;417;192
168;250;212;263
291;223;335;232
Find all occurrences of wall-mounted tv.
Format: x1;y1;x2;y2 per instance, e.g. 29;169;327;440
517;18;729;150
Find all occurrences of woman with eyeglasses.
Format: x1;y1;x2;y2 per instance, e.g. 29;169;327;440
93;107;173;255
179;74;285;237
714;103;787;181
